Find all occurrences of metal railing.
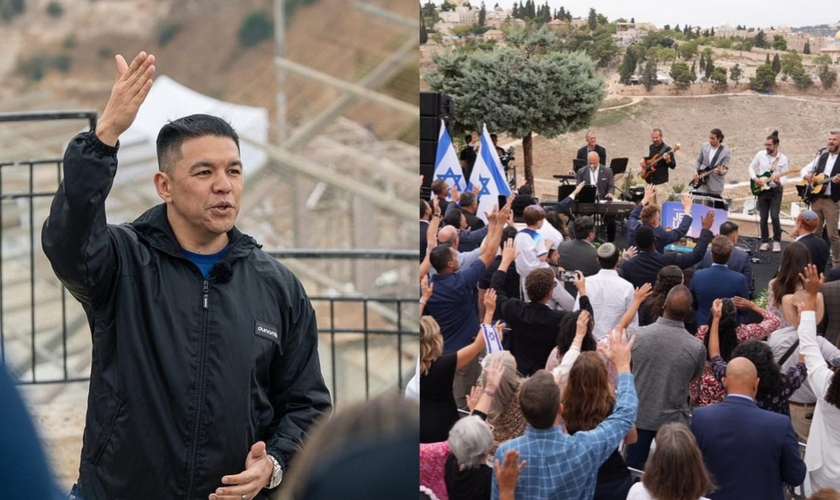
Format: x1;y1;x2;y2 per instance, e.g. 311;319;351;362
0;111;418;409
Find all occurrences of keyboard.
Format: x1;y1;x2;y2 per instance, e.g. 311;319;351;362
573;201;635;216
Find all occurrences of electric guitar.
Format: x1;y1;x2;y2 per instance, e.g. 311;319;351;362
691;165;729;190
641;144;680;180
799;173;833;203
750;167;803;196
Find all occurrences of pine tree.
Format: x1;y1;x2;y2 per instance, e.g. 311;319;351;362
710;27;715;36
542;2;550;22
642;58;658;91
528;0;535;19
512;1;518;18
674;24;680;32
765;53;771;65
699;53;706;73
420;9;428;44
703;28;709;37
705;58;714;79
630;17;634;24
588;7;597;31
772;53;781;74
558;6;565;20
479;1;486;26
691;61;697;81
804;40;811;54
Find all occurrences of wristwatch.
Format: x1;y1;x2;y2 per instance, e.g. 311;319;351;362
267;454;283;489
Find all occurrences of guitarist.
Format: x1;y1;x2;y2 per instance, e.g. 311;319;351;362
691;128;731;196
748;130;789;253
639;128;677;204
801;130;840;267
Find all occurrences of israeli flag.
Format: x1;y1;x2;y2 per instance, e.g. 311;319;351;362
481;323;504;354
431;119;467;199
469;124;511;222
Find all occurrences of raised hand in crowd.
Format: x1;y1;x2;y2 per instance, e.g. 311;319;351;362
575;310;591;341
708;299;723;359
499;238;519;271
642;184;655;205
574;270;586;297
483;288;498;324
799;263;824;311
471;354;505;417
420;275;433;315
493;320;507;344
681;193;694;215
97;52;156;146
494;449;526;500
634;282;653;304
732;296;764;315
573;182;586;198
451;183;460;202
614;282;652;331
466;385;482;413
472;184;481;196
419;211;441;280
701;210;716;230
622;246;638;260
602;327;634;373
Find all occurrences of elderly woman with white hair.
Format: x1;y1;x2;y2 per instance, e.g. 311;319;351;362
444;416;495;500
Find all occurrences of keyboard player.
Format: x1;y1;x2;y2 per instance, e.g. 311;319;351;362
576;151;617;241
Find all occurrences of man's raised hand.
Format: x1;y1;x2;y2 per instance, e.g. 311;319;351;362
97;52;156;147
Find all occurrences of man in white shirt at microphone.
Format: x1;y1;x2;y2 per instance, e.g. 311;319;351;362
802;131;840;267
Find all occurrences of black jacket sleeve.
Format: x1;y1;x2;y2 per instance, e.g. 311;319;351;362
42;132;120;307
265;271;333;471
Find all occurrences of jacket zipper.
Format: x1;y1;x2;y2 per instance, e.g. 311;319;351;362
186;279;210;499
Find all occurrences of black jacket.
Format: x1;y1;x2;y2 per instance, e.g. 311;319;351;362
798;233;831;273
42;132;332;500
619;229;713;289
576;144;607;168
645;142;677;185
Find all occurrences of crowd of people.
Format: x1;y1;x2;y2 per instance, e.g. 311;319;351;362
416;178;840;499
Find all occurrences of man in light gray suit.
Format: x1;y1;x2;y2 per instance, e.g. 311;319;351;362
691;128;731;196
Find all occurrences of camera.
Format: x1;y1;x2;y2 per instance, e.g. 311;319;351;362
560;270;577;283
500;146;515;169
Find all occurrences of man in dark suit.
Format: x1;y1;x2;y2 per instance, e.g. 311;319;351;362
456;191;485;231
690;236;750;326
430;179;451;215
576;130;607;168
627;185;694;253
791;210;831;273
557;216;601;295
492;239;593;375
576;151;616;241
698;221;752;294
619;211;715;289
690;357;807;500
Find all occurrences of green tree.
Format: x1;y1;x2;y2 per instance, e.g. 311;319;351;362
711;27;715;36
814;54;833;66
425;47;606;186
754;29;766;48
772;53;781;74
441;0;455;11
238;10;273;48
750;63;776;92
630;17;634;23
478;1;486;26
704;57;714;79
587;7;597;31
765;53;771;66
792;68;813;89
781;51;803;76
558;6;565;20
674;24;680;32
642;58;658;91
702;28;709;37
699;53;706;73
45;0;63;17
678;40;698;59
670;61;693;89
710;67;727;86
664;24;671;31
819;64;838;89
772;34;787;51
804;41;811;54
729;63;742;85
691;61;697;81
619;45;640;83
420;9;428;44
450;24;474;38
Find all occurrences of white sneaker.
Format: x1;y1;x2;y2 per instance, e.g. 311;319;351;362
759;242;770;251
773;241;781;253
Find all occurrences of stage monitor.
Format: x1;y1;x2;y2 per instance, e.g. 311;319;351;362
576;185;597;203
558;184;577;201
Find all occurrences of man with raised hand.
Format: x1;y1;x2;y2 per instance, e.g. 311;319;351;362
43;52;331;500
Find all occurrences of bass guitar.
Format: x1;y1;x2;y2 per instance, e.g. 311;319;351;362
798;173;833;203
691;165;729;190
750;167;803;196
641;144;680;180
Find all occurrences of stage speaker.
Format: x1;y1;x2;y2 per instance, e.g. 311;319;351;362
420;92;454;198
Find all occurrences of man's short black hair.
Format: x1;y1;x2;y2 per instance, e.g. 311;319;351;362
429;244;455;273
573;216;595;240
635;225;656;250
444;209;463;228
156;114;240;174
501;226;518;245
719;221;739;236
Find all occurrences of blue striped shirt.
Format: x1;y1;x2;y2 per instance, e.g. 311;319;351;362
492;372;638;500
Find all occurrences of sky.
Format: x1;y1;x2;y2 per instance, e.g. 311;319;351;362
483;0;837;30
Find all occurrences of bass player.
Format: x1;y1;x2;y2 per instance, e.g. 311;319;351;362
691;128;731;196
801;130;840;266
748;130;789;253
639;128;677;204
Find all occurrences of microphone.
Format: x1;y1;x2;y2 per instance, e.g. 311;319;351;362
818;147;827;154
